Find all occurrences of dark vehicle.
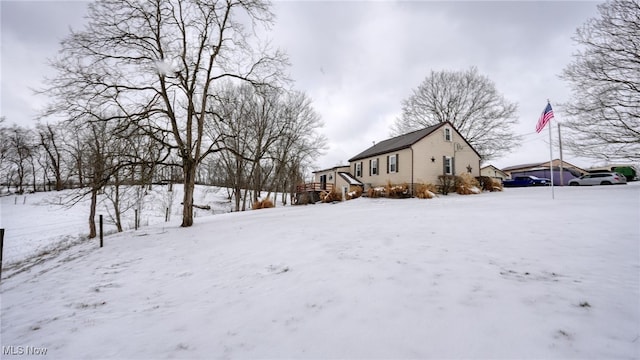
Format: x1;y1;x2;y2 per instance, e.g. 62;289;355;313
568;172;627;186
503;175;551;187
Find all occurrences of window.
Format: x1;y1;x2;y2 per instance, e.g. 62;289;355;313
444;128;452;142
388;154;397;173
371;158;378;175
355;162;362;177
444;157;453;175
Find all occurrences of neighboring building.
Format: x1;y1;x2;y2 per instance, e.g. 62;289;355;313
312;165;364;194
502;159;587;185
480;165;509;182
347;122;481;192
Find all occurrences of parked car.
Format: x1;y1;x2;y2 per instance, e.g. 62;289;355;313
568;172;627;186
502;175;551;187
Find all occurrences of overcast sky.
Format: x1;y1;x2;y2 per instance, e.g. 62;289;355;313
1;0;604;170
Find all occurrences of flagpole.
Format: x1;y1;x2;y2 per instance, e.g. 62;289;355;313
537;100;556;199
548;112;555;200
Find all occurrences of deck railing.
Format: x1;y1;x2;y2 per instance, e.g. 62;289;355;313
295;182;334;193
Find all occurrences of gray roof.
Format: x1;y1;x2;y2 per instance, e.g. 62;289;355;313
338;172;363;186
501;162;545;172
348;123;443;162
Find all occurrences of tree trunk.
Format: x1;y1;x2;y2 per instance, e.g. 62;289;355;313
114;184;123;232
89;188;98;238
242;188;249;211
31;160;37;192
233;185;242;212
181;159;196;227
54;164;63;191
281;180;288;206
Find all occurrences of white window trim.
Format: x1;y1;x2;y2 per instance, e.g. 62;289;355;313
355;162;362;177
444;156;453;175
372;159;378;175
389;155;397;173
444;128;452;142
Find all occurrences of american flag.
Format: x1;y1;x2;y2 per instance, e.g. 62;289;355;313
536;102;554;133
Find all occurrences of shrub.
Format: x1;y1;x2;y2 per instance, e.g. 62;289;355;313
385;181;411;198
437;175;458;195
366;187;385;198
321;189;343;203
475;176;503;192
252;198;274;209
415;183;437;199
347;187;363;200
475;176;494;191
456;173;481;195
491;178;503;191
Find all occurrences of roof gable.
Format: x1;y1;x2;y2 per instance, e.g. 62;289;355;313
348;123;443;162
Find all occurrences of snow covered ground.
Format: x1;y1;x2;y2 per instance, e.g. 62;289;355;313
1;183;639;359
0;185;234;265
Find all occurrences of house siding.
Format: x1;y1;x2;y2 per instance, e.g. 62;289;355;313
313;166;352;191
355;149;413;188
410;126;479;184
350;125;481;190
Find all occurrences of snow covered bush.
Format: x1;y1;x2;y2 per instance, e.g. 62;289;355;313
321;189;343;203
366;187;385;198
252;198;274;209
456;173;481;195
415;183;437;199
385;181;411;198
492;178;503;191
347;188;363;200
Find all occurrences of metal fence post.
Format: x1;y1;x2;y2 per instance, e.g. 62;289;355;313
0;229;4;281
99;215;103;248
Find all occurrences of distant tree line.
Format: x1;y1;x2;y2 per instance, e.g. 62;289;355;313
1;77;325;221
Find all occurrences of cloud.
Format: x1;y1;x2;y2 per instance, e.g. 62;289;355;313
271;1;602;169
1;1;90;125
1;0;604;170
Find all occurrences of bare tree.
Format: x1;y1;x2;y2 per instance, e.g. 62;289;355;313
207;83;326;210
268;90;327;204
44;0;287;227
560;0;640;161
59;120;88;188
208;83;254;211
37;123;67;191
392;67;520;161
0;118;11;191
5;124;35;194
